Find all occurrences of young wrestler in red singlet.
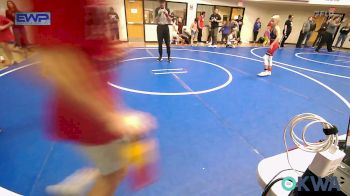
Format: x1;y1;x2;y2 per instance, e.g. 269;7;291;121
258;15;281;77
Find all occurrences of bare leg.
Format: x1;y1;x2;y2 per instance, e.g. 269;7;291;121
88;167;128;196
0;43;14;64
23;47;29;59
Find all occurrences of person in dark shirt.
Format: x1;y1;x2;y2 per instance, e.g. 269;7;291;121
280;15;293;47
253;18;261;43
219;20;231;44
6;1;29;48
316;16;342;52
236;15;243;39
6;0;29;58
208;8;221;48
177;17;184;34
197;12;205;43
312;18;328;47
108;7;120;41
335;23;350;48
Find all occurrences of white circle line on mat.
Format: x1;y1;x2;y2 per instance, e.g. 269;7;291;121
108;56;233;96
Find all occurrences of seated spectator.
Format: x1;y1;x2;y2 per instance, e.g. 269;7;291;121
180;27;191;44
226;29;239;48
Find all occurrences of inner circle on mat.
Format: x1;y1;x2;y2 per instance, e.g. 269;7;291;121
108;57;233;96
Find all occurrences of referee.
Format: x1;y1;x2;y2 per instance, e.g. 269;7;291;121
155;0;172;62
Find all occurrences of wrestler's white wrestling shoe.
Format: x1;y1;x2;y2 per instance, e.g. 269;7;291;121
257;70;271;77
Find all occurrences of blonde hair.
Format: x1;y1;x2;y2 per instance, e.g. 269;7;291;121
271;15;280;23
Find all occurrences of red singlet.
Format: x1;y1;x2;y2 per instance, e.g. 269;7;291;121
0;15;14;43
32;0;120;145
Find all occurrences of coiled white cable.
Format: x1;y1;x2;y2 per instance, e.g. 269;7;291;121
283;113;339;173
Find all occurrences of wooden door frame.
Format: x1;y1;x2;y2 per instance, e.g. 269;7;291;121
123;0;129;41
124;0;145;42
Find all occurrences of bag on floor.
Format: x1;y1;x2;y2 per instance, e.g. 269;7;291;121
258;37;264;43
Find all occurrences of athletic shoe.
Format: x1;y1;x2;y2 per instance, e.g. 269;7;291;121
208;45;214;48
315;50;320;53
46;168;98;196
157;57;162;62
213;45;217;48
167;58;172;63
257;71;271;77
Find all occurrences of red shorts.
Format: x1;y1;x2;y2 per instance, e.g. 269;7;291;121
266;41;279;56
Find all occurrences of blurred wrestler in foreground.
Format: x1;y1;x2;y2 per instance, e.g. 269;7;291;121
31;0;157;195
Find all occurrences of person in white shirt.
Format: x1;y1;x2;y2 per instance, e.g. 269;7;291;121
226;29;238;48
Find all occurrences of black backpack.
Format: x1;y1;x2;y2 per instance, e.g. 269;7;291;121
258;37;264;43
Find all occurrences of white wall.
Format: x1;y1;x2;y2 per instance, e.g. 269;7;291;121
114;0;128;41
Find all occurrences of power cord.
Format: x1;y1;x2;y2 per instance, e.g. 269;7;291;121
262;168;304;196
262;113;339;195
283;113;338;173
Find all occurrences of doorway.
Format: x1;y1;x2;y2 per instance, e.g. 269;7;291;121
125;0;144;42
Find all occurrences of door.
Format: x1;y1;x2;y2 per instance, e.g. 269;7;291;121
125;0;144;42
308;15;327;45
231;7;244;20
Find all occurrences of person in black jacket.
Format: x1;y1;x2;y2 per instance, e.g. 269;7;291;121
208;8;221;48
280;15;293;47
315;16;342;52
335;23;350;48
312;18;328;48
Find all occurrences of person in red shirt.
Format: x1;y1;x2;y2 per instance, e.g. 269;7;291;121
6;1;29;48
0;15;15;66
197;12;205;43
31;0;156;195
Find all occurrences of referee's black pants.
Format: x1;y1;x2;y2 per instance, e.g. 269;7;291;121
316;32;333;52
157;24;170;59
